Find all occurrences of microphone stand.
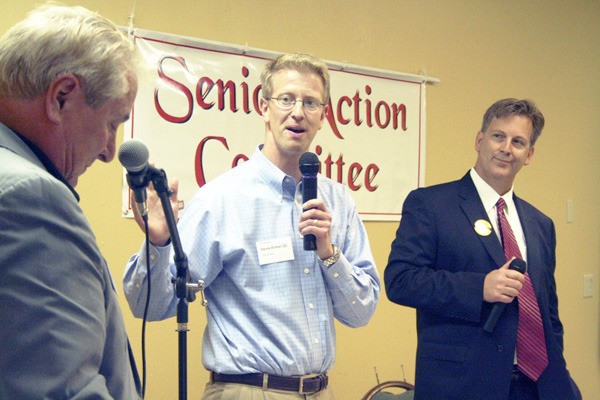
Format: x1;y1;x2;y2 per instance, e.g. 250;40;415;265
147;167;207;400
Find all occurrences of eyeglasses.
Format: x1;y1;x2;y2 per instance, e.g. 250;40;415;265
267;95;325;111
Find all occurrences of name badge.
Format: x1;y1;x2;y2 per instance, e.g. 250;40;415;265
256;237;295;265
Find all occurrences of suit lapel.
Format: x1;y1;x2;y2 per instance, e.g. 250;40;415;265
457;173;506;269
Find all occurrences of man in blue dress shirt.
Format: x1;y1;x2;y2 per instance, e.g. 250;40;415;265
123;53;380;399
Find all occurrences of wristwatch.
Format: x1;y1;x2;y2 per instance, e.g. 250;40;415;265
320;244;341;267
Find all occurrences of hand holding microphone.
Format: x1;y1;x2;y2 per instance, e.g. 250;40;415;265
299;152;320;251
483;258;527;333
118;139;180;246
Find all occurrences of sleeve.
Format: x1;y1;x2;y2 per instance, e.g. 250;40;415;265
123;190;219;321
321;189;380;328
0;174;114;398
123;242;179;320
384;189;485;322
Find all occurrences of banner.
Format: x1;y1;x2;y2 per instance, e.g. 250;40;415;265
122;28;436;221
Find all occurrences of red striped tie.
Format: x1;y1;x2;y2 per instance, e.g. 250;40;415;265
496;198;548;381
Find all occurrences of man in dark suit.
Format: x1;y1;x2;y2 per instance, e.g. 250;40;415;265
384;98;581;400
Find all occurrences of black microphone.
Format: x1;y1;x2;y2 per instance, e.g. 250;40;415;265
483;258;527;333
118;139;151;216
299;152;320;251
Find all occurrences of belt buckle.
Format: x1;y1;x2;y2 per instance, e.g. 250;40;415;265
299;375;308;394
299;374;325;394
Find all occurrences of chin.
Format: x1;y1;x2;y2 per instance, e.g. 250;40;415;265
68;176;79;187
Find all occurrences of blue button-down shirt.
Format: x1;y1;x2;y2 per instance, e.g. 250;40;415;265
123;146;380;376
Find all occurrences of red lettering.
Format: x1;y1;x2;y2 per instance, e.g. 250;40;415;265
365;85;373;127
254;85;263;116
312;144;379;192
375;101;391;128
325;100;344;139
336;96;352;125
232;153;249;167
365;163;379;191
347;162;363;191
241;66;251;114
217;79;237;112
392;103;407;130
196;77;215;109
352;91;362;126
334;155;345;183
195;136;229;187
155;55;193;124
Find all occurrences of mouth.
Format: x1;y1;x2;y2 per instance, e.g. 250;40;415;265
494;157;512;167
286;125;306;136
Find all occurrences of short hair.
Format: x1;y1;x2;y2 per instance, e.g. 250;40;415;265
481;98;545;146
261;53;331;104
0;4;142;108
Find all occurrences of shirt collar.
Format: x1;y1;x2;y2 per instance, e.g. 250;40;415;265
470;168;514;215
12;130;80;202
252;145;296;200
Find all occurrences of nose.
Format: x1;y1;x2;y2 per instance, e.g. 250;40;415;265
290;101;306;118
499;139;512;154
98;135;117;163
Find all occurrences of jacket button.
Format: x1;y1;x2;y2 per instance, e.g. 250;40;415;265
497;345;504;352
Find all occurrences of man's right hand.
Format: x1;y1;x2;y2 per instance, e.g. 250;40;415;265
483;258;525;303
130;178;180;247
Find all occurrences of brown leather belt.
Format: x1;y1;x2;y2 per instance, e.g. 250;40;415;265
210;371;328;394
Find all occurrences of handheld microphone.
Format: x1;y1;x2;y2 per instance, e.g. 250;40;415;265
483;258;527;333
118;139;151;216
299;152;320;251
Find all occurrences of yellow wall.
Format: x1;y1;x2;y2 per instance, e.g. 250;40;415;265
3;1;599;398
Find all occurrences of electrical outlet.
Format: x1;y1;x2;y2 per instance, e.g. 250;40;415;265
583;274;594;298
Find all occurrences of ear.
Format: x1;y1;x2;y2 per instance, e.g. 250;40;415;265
259;97;270;122
524;145;535;166
317;103;329;129
474;131;484;152
45;74;81;124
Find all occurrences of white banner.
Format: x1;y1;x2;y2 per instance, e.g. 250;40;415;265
123;28;434;221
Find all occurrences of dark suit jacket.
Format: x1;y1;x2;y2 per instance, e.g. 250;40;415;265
384;172;579;400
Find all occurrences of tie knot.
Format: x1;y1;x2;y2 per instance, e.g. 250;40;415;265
497;197;506;212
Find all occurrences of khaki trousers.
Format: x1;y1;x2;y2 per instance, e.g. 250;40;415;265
202;381;335;400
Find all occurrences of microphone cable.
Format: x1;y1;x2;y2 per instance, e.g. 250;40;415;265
141;213;151;398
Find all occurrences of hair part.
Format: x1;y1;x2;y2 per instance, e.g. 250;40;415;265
481;98;545;146
0;3;143;108
260;53;331;104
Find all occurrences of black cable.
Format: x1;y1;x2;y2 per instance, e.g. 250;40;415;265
141;214;151;398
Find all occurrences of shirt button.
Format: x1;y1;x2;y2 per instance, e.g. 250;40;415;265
308;303;314;309
314;338;320;344
333;272;339;278
150;255;156;261
304;268;310;274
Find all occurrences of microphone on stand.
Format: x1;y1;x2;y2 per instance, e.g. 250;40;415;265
483;258;527;333
299;152;320;251
118;139;152;216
